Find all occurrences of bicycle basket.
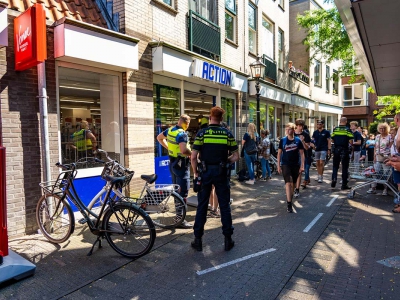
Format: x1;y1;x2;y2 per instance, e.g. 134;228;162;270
39;170;74;194
101;161;134;188
143;184;180;206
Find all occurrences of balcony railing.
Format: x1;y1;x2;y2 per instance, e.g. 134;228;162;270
262;55;277;82
188;10;221;62
289;69;310;85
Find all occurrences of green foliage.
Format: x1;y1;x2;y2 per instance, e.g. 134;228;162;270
368;122;378;135
373;95;400;120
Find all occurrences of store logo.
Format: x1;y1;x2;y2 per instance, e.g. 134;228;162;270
16;25;31;53
192;59;235;87
159;160;170;167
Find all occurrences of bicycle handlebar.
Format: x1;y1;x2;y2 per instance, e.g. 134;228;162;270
55;157;104;171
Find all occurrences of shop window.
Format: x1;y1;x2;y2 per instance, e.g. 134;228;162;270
221;97;235;130
249;101;266;131
153;84;181;158
268;105;275;138
59;67;121;170
276;107;282;139
248;2;257;54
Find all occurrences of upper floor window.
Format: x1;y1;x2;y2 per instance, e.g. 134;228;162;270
190;0;217;24
279;0;284;9
314;60;321;86
248;2;257;54
326;66;330;93
262;17;274;59
343;84;366;106
278;29;284;69
225;0;236;42
332;69;339;95
163;0;173;6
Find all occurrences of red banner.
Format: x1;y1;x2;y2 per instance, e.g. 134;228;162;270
14;4;47;71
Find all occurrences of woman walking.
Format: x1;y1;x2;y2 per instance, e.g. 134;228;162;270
242;123;258;185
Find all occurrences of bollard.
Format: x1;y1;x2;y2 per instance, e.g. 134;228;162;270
0;146;7;258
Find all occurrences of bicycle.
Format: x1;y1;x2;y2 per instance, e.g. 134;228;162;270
36;159;156;258
87;150;187;229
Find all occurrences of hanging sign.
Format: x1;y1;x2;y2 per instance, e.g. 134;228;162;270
14;3;47;71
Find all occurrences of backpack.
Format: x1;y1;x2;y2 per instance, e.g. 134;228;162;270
244;138;258;155
270;141;277;158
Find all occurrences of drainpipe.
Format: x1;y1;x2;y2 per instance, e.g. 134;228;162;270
37;62;51;184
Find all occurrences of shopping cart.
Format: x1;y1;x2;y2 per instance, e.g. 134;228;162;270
347;161;398;199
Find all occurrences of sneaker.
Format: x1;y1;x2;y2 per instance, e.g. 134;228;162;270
294;188;300;198
230;198;233;205
287;202;293;213
318;176;323;183
341;185;351;190
245;180;255;185
340;180;343;184
261;177;267;181
367;188;377;194
394;197;400;204
382;190;388;196
331;180;337;188
176;220;193;229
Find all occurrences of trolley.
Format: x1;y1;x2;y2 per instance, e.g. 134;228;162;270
347;161;397;199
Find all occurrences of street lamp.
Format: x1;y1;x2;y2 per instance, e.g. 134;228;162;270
249;56;266;135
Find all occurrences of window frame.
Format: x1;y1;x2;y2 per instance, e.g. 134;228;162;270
248;2;257;54
278;28;284;70
342;83;366;106
332;69;339;95
262;16;274;60
325;65;330;93
314;60;321;87
162;0;173;7
225;0;236;15
225;3;236;43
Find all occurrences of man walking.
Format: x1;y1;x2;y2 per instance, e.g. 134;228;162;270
331;117;354;189
277;123;304;213
294;119;311;197
156;114;193;229
350;121;362;163
190;107;239;251
311;119;331;183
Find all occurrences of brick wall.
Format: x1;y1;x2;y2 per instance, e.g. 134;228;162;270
4;14;58;238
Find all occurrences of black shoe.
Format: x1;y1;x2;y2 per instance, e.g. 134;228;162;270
287;202;293;213
331;180;337;188
224;236;235;251
177;220;193;229
341;185;351;190
191;237;202;251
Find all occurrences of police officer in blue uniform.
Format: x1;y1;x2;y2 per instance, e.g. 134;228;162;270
331;117;354;189
156;114;193;229
190;107;239;251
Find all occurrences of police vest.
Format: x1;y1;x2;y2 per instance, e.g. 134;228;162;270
167;127;190;158
195;126;230;164
331;126;353;147
72;129;92;151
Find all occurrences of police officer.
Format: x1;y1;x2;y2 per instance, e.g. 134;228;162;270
190;106;239;251
331;117;354;189
71;120;97;160
156;114;193;229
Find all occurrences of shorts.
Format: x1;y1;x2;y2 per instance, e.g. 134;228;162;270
282;165;300;184
392;168;400;184
315;151;327;161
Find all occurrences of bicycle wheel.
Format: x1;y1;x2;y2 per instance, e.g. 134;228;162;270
36;194;74;243
103;202;155;258
147;192;186;229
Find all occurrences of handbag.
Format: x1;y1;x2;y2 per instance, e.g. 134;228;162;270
244;138;258;155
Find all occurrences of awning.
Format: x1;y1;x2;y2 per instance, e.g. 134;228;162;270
248;79;291;104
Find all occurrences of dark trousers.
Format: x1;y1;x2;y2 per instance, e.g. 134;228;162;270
332;148;350;186
193;165;233;238
169;162;190;199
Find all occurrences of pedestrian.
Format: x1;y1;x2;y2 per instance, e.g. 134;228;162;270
350;121;363;163
277;122;305;213
156;114;193;229
366;134;375;162
260;129;272;181
389;113;400;210
294;119;311;197
190;106;239;251
71;120;98;160
367;123;392;195
311;119;331;183
242;123;258;185
331;117;354;189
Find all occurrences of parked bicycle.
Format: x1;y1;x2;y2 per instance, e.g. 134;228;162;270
36;159;156;258
87;149;187;229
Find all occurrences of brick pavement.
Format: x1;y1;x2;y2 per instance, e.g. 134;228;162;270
1;168;400;299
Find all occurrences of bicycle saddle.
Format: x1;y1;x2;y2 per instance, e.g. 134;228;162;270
141;174;158;184
104;175;125;187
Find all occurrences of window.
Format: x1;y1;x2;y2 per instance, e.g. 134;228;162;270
221;97;235;129
314;60;321;86
190;0;217;24
163;0;172;6
225;0;236;43
262;17;274;59
59;67;121;171
248;2;257;54
343;84;366;106
325;66;330;93
279;0;284;9
278;29;284;69
333;69;339;95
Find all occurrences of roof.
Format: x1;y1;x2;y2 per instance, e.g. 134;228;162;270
7;0;108;28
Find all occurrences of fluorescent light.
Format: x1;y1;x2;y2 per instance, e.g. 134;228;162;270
60;107;87;110
60;100;95;104
59;85;100;92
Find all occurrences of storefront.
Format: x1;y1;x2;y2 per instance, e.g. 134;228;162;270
315;103;342;133
151;43;247;183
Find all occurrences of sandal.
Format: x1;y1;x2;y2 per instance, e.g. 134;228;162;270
394;204;400;209
392;207;400;213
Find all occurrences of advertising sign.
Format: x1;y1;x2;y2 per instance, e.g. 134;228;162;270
14;4;47;71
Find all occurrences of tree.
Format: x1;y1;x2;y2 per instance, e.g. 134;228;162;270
373;95;400;121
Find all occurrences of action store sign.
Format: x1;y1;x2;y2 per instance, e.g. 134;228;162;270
192;59;236;87
14;3;47;71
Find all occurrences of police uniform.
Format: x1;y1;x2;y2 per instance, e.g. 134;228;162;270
163;125;191;199
192;124;238;239
72;128;94;159
331;125;354;187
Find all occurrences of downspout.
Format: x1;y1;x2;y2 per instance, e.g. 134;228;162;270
37;62;51;184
